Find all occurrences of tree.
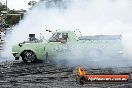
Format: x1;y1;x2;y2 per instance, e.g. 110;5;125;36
0;3;6;13
0;2;23;27
28;1;37;7
5;10;21;26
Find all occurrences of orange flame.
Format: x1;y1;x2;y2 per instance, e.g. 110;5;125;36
78;66;86;76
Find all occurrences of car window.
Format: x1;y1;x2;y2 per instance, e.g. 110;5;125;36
49;33;68;42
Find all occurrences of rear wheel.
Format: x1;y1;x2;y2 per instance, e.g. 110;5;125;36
21;51;37;63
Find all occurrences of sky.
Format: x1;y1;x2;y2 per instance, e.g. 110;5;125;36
0;0;39;10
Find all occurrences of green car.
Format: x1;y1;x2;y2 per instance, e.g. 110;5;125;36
12;30;123;63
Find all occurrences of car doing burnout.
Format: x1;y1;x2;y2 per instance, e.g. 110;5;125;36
12;30;123;63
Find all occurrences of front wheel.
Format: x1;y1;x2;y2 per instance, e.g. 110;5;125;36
21;51;37;63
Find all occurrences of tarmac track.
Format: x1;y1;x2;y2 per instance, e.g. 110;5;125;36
0;43;132;88
0;60;132;88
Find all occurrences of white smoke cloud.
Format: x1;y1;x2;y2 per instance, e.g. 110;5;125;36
2;0;132;67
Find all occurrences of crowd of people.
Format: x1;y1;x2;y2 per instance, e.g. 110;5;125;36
0;15;6;40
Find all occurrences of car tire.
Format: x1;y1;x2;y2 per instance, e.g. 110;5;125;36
21;51;37;63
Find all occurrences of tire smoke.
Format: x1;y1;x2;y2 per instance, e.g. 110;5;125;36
2;0;132;67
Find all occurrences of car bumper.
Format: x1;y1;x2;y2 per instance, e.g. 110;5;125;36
11;52;18;56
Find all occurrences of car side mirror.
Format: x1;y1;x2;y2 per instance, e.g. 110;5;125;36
19;43;22;47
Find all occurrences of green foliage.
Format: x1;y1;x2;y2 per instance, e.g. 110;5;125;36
0;2;22;26
0;3;6;12
28;1;37;6
5;10;21;26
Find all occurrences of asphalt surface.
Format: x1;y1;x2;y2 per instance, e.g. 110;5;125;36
1;39;132;88
0;60;132;88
